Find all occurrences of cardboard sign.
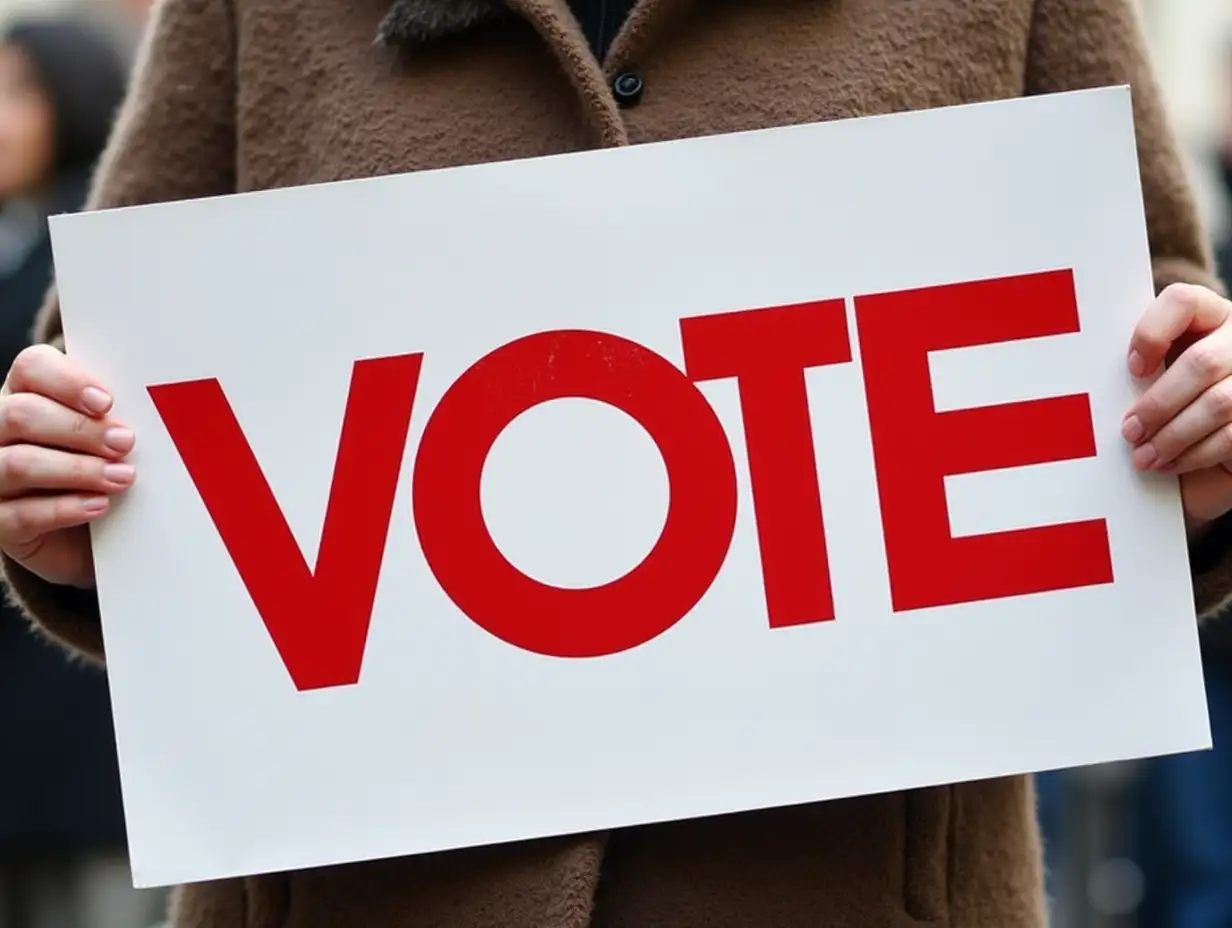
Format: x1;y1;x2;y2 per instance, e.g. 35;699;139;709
50;86;1210;888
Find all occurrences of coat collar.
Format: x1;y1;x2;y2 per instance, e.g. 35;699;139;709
376;0;697;60
376;0;508;45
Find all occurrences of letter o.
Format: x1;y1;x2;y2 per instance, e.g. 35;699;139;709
412;330;737;658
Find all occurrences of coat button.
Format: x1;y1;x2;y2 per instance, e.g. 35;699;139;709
612;69;644;107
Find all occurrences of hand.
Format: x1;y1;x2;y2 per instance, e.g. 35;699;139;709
0;345;136;588
1123;284;1232;533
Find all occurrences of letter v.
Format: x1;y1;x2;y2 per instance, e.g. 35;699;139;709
148;354;422;691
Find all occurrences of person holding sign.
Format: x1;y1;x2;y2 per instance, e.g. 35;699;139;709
0;1;1228;927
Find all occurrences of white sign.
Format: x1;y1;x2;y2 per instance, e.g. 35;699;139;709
50;86;1210;888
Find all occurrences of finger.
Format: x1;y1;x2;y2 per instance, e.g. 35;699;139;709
0;445;135;497
0;392;134;457
1128;284;1232;378
2;345;113;418
0;494;108;547
1124;328;1232;444
1158;422;1232;474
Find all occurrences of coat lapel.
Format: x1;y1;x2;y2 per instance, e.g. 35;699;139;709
376;0;702;146
379;0;631;146
505;0;628;145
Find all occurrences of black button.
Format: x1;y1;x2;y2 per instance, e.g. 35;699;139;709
612;70;644;107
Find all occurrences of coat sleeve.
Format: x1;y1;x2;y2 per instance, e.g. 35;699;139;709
0;0;237;662
1025;0;1232;621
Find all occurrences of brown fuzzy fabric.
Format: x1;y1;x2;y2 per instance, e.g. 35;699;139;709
2;0;1225;925
375;0;506;46
1;557;104;660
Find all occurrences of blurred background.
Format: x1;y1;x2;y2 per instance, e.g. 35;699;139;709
0;0;1227;927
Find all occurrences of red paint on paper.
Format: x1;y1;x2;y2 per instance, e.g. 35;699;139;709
681;299;851;627
413;329;738;658
854;270;1113;612
148;354;422;690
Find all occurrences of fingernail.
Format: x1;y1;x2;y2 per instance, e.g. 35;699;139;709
81;386;111;415
81;496;108;514
1133;444;1158;469
1122;415;1145;443
103;463;134;484
103;428;134;453
1128;350;1148;377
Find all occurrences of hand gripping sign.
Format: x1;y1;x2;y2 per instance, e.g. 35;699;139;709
148;270;1113;692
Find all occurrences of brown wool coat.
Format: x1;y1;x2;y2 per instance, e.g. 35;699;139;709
5;0;1232;925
